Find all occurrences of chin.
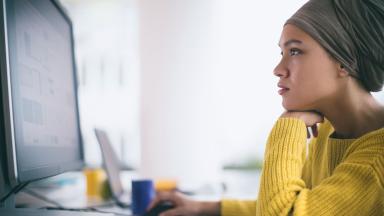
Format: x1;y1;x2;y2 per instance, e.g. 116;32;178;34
282;99;294;110
282;102;294;111
282;99;309;111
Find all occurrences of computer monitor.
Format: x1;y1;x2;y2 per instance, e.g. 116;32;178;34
0;0;83;197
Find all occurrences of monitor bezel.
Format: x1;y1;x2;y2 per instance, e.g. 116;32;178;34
0;0;84;186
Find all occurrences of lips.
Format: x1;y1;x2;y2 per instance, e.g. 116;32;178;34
277;83;290;95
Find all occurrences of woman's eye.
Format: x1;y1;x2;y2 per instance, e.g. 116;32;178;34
289;48;301;56
280;49;302;57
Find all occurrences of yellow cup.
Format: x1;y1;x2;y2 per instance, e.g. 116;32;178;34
83;168;106;198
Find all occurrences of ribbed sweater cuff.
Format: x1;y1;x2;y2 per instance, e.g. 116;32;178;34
221;199;241;216
221;199;256;216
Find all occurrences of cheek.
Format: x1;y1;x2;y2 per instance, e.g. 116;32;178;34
283;68;338;110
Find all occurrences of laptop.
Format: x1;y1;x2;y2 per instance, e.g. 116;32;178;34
94;128;131;209
94;129;175;216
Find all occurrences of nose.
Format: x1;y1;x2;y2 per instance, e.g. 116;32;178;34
273;59;289;78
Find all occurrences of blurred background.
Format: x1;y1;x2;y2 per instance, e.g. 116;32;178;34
57;0;384;198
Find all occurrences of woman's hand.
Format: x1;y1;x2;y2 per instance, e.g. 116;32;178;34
280;111;324;138
147;191;220;216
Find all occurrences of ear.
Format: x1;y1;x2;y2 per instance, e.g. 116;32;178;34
337;64;349;78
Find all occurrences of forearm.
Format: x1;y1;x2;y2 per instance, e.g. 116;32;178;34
256;118;307;215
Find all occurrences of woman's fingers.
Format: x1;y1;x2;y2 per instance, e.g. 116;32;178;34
311;124;319;137
148;192;200;216
147;191;177;210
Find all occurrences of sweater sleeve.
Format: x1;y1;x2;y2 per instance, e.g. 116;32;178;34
256;118;384;215
221;199;256;216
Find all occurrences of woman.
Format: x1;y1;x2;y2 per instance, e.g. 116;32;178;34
148;0;384;215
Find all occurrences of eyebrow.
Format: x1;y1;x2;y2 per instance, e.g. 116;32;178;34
278;39;303;48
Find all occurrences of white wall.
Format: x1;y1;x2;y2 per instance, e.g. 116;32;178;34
139;0;221;187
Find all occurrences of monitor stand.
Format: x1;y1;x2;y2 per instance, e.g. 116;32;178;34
0;194;114;216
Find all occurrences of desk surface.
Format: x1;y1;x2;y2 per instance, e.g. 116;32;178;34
14;169;260;214
0;208;113;216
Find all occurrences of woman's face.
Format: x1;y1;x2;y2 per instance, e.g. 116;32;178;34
274;24;344;111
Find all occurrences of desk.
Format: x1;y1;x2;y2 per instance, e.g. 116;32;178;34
15;171;132;215
14;169;260;214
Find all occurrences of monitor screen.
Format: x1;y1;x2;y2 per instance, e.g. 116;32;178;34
0;0;83;185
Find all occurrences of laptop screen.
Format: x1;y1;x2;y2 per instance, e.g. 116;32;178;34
94;128;124;198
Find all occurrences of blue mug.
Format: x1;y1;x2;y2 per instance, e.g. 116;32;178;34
131;179;155;215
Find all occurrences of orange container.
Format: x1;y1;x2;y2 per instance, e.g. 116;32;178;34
83;168;106;198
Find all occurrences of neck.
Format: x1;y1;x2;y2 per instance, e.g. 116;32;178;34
319;89;384;139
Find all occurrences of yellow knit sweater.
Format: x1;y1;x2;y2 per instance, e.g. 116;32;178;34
221;118;384;215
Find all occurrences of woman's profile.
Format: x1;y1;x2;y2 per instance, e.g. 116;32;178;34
147;0;384;215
